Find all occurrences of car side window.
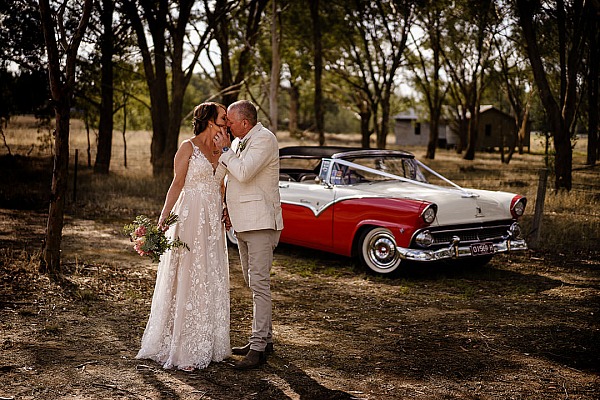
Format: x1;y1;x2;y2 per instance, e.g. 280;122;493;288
330;163;348;185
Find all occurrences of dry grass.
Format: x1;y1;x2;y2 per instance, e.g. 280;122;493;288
1;114;598;258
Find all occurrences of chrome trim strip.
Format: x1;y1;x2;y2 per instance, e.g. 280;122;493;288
281;194;386;217
281;200;322;216
396;238;528;262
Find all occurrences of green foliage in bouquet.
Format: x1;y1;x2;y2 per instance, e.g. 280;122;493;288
123;212;189;262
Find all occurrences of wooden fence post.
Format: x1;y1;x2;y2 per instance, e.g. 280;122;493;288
530;168;548;248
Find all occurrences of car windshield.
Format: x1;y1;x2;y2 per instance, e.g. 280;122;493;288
321;156;427;185
340;156;429;183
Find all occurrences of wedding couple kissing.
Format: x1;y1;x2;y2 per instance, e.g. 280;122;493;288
135;99;283;371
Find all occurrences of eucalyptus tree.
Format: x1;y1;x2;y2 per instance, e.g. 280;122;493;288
269;0;282;133
206;0;268;107
310;0;325;145
407;0;450;159
333;0;415;149
493;7;534;164
73;0;135;172
38;0;94;274
93;0;136;174
515;0;595;190
277;0;318;136
120;0;226;175
441;0;500;160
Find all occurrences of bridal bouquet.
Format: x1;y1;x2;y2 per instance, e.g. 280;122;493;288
123;212;189;262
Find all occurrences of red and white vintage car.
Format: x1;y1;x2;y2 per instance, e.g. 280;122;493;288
230;146;528;275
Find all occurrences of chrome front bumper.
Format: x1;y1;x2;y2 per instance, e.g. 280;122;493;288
396;238;528;262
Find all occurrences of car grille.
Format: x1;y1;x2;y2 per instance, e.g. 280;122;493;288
427;221;514;247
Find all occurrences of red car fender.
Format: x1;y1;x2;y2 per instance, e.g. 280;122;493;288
331;197;433;256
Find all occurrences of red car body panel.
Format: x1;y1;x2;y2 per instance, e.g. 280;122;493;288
280;197;432;257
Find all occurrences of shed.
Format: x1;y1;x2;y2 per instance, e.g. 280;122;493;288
472;105;528;150
394;105;530;150
393;108;449;148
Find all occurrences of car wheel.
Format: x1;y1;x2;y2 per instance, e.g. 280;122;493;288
226;227;238;247
358;227;402;274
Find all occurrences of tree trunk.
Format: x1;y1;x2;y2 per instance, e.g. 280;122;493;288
288;85;299;136
122;0;204;176
215;1;233;105
41;103;71;274
310;0;324;146
516;0;574;190
360;110;371;148
122;100;128;168
215;0;268;107
148;82;170;175
587;11;599;166
38;0;93;274
377;100;391;149
464;108;478;160
84;112;92;167
426;108;440;159
94;0;115;174
423;10;444;160
269;0;280;133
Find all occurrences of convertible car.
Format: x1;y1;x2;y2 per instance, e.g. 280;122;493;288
230;146;528;275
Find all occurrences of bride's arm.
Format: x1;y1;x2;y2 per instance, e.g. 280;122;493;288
158;141;193;228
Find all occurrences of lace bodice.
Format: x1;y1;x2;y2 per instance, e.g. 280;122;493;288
184;141;220;194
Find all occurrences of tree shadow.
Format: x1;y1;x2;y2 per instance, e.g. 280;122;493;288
267;354;357;399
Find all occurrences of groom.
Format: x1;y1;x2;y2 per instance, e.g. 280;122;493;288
214;100;283;369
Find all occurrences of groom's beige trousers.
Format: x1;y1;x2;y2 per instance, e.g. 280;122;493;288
235;229;281;352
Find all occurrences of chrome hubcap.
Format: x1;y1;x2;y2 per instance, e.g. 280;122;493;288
368;235;397;266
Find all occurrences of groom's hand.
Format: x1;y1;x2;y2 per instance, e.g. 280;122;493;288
222;207;232;231
213;127;231;150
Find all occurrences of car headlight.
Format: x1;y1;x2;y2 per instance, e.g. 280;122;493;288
421;204;437;224
415;230;434;247
511;197;527;218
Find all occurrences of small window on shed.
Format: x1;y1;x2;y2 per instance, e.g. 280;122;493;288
414;122;421;135
485;124;492;136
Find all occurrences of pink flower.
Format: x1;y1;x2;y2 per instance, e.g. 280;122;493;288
134;238;147;256
135;225;147;237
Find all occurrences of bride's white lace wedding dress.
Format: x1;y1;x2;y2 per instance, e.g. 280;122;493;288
136;141;230;370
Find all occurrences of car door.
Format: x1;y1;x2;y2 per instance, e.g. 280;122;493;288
278;180;336;251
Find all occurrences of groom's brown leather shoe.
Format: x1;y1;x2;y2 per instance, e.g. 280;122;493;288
233;349;265;370
232;342;273;356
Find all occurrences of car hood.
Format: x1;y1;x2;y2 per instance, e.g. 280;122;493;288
335;181;516;226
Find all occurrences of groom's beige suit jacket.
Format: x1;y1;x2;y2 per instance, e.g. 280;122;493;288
218;122;283;233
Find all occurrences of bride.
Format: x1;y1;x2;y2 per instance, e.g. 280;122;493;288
136;102;231;371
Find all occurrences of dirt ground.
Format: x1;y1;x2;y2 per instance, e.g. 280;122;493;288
1;205;599;400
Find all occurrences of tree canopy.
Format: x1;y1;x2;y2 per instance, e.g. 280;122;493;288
1;0;598;186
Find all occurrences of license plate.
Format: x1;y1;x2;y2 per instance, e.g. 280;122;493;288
470;242;495;256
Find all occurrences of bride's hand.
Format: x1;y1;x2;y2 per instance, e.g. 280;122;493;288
158;216;168;232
